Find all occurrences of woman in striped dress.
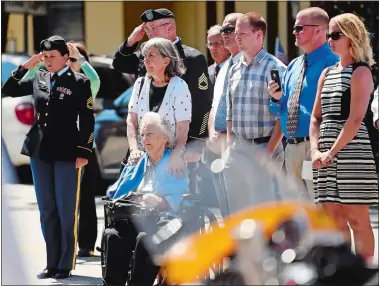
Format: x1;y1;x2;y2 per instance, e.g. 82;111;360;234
310;13;378;261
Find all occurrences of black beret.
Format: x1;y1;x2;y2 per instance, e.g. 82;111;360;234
140;8;175;23
40;35;69;55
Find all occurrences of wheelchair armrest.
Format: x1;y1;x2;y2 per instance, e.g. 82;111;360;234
180;193;203;203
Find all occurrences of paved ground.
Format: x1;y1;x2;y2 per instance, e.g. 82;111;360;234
3;184;104;285
2;184;378;285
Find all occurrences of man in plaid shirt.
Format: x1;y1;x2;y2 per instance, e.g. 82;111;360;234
223;12;287;213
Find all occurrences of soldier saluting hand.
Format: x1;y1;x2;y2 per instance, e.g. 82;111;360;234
112;8;213;168
2;35;95;279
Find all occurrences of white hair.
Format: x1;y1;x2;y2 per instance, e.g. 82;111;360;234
139;112;175;149
207;24;222;36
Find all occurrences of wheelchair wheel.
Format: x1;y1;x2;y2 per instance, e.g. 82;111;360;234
199;208;224;281
206;270;245;285
99;227;106;278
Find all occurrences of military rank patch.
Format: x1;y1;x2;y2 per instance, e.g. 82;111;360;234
200;111;210;135
87;132;94;144
87;97;93;110
198;73;208;90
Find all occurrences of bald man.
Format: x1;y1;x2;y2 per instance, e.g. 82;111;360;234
268;7;339;200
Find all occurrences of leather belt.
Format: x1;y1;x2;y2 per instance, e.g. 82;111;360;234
236;136;271;145
286;136;310;144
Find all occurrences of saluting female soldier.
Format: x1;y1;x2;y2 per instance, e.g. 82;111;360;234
2;35;95;279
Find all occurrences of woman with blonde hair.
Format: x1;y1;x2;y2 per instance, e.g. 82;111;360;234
310;13;378;262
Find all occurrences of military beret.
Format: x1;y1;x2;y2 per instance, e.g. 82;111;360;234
140;8;175;23
40;35;69;55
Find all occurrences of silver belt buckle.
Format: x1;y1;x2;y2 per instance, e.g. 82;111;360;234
140;207;147;219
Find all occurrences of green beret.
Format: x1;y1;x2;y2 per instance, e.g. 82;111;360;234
40;35;69;55
140;8;175;23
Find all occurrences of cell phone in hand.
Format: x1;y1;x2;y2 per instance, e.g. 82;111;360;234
270;69;282;92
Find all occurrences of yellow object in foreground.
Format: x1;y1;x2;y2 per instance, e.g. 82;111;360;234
163;201;338;285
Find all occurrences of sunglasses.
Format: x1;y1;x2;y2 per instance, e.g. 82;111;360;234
68;57;78;62
220;26;235;35
327;32;345;40
293;24;319;33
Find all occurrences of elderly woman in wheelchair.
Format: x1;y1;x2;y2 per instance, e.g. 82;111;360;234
101;112;190;286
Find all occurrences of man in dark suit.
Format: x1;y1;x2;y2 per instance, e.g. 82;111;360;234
206;24;230;85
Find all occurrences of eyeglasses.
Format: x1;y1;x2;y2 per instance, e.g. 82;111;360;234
220;26;235;35
327;32;345;41
68;57;78;62
206;40;224;48
143;23;169;33
293;24;319;33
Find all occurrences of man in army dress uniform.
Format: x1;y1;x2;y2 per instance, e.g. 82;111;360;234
2;35;95;279
112;8;213;168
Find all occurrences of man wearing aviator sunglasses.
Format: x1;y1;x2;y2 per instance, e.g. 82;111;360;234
205;13;243;217
268;7;339;200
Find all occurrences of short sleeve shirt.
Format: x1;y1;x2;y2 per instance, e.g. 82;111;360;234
129;76;192;141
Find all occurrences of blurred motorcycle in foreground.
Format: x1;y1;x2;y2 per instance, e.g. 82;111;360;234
129;141;378;286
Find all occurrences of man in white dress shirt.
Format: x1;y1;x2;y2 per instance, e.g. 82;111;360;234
203;13;243;216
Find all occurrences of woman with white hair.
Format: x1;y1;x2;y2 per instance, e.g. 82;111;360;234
126;37;192;177
103;112;189;286
108;112;188;206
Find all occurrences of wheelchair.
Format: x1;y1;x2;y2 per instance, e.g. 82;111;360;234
98;192;223;285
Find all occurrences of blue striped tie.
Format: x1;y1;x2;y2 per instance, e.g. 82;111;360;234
214;59;233;132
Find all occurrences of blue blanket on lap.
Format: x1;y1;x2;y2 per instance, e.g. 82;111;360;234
107;149;189;212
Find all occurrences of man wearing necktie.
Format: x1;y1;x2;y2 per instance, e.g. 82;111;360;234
268;7;339;200
206;24;230;85
204;13;243;216
2;35;94;279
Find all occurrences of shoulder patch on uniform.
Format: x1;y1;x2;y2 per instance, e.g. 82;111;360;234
87;97;93;110
198;73;208;90
74;72;88;81
87;132;94;144
182;44;202;59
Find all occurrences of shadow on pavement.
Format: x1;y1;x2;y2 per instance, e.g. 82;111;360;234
49;275;102;285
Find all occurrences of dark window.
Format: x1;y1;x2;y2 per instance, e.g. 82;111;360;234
93;67;132;100
47;1;84;42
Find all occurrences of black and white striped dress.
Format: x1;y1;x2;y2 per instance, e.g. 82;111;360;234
313;62;378;205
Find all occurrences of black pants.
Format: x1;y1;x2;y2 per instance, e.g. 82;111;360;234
78;150;98;251
103;221;138;286
103;215;187;286
129;232;161;286
201;148;230;216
